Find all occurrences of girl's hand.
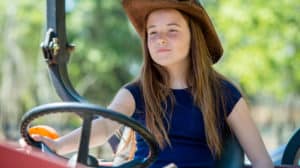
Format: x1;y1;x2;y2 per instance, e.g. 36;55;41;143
19;134;59;153
20;125;60;152
30;134;59;152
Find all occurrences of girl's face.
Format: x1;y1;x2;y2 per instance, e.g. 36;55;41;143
146;9;191;68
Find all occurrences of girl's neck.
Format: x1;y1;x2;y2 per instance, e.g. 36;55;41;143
166;59;189;89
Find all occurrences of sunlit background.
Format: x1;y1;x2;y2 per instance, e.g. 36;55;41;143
0;0;299;160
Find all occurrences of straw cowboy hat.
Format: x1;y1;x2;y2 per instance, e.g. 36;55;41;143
122;0;223;63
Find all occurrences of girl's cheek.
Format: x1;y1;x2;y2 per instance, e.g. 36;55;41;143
147;38;153;47
148;36;158;46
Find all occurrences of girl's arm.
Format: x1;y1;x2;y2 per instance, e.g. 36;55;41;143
226;98;273;168
33;88;135;155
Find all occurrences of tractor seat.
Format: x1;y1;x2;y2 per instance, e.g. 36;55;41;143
216;135;244;168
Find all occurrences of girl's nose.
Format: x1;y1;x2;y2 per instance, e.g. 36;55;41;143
158;38;167;46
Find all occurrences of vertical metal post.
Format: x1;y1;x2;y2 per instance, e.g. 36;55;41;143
44;0;92;165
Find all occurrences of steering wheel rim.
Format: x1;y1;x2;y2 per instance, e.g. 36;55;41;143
20;102;159;168
281;128;300;165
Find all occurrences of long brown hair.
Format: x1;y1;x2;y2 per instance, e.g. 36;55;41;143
124;10;229;158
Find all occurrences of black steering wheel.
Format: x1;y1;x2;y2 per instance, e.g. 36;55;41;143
281;128;300;165
20;102;159;168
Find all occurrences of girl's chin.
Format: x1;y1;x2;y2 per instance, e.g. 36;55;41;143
152;56;171;64
154;61;174;67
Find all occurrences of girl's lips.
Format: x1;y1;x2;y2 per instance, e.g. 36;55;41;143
157;48;171;53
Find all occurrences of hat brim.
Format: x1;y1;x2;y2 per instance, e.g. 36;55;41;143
122;0;223;63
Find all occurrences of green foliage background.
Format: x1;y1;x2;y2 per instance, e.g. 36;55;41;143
0;0;299;153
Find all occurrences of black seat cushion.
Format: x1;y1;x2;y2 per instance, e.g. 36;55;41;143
216;135;244;168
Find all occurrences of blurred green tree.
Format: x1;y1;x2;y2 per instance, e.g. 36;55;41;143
66;0;142;105
0;0;48;139
205;0;299;101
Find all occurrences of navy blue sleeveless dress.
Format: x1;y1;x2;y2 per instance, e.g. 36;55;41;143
124;80;241;168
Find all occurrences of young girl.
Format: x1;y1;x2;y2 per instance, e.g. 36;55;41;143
29;0;273;167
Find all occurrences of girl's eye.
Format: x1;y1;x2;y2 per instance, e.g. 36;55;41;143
148;31;157;36
169;29;178;33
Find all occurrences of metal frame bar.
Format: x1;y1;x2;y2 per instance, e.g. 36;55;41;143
43;0;90;165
